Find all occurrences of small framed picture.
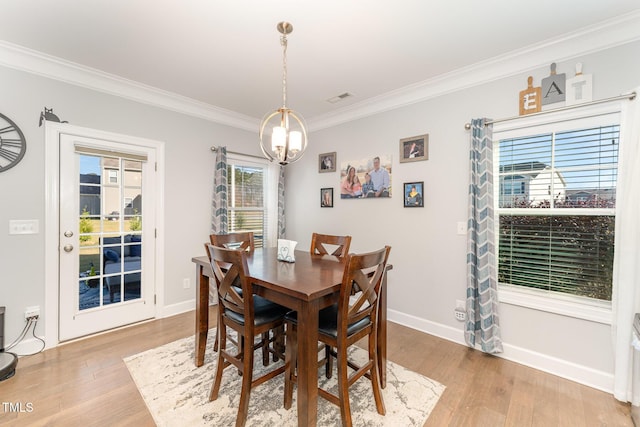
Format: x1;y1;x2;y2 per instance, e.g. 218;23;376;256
319;152;337;173
321;188;334;207
399;134;428;163
403;182;424;207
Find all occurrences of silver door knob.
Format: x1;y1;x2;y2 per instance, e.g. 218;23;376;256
63;244;74;252
64;230;74;237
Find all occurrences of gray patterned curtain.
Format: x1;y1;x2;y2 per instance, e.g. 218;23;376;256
211;146;228;235
277;165;285;239
210;146;228;304
465;118;503;354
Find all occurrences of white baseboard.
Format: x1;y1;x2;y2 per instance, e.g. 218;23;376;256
159;299;197;318
388;309;614;394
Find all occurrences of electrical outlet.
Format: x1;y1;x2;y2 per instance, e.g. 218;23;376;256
456;221;467;235
25;305;40;320
183;278;190;289
454;307;466;322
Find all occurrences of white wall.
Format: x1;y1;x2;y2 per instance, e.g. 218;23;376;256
0;65;259;349
284;41;640;391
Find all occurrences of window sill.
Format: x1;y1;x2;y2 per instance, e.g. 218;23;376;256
498;284;612;325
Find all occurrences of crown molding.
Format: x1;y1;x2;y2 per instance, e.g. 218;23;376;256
308;9;640;131
0;41;259;132
1;10;639;133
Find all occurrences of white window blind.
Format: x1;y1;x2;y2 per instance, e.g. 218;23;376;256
496;113;620;302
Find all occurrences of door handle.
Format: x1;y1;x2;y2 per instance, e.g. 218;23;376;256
63;244;74;252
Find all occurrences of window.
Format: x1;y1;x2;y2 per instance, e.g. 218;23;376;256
108;169;118;184
494;108;620;319
226;156;279;248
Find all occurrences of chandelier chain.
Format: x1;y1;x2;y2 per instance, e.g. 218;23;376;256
281;34;288;108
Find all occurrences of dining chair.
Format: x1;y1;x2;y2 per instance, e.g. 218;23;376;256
209;231;284;356
206;244;289;427
210;231;255;252
284;245;392;427
204;242;283;366
310;232;352;258
309;233;353;377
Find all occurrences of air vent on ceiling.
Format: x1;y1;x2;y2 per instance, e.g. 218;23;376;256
326;92;355;104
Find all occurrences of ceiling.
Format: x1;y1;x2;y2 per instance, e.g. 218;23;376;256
1;1;639;129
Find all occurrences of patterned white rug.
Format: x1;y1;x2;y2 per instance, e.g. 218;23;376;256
124;330;444;426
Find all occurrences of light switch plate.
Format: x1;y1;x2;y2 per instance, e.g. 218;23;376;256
9;220;39;235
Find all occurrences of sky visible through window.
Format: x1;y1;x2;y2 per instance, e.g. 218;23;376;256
80;155;101;175
499;125;619;207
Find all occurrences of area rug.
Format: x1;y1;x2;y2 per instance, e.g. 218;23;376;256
124;329;445;426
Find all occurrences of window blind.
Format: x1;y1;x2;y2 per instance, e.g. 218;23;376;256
227;163;266;248
497;124;619;301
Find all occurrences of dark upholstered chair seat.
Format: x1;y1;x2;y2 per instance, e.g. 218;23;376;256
285;305;371;338
227;296;290;327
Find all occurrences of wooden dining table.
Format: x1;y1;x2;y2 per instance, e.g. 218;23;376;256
192;247;390;427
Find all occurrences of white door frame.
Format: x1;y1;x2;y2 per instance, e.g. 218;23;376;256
44;122;165;348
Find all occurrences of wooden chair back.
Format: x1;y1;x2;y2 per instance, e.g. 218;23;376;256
210;232;255;252
310;233;352;258
206;244;251;320
338;246;391;336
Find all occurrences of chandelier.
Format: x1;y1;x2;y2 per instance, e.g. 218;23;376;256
259;22;308;165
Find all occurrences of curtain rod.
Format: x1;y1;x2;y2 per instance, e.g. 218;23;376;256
210;146;267;161
464;91;636;130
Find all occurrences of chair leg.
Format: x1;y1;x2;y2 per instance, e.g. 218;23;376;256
236;332;255;427
336;343;353;427
262;332;270;366
273;325;285;362
210;325;227;401
214;306;223;352
325;344;333;378
284;322;297;410
369;334;386;415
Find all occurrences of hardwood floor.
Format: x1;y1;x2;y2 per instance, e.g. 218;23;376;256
0;308;632;426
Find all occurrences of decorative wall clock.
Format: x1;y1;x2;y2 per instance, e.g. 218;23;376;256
0;113;26;172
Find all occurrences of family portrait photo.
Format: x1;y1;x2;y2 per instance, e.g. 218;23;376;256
340;155;392;199
399;134;428;163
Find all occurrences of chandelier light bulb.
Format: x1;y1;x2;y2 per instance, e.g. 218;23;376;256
289;131;302;152
272;126;286;150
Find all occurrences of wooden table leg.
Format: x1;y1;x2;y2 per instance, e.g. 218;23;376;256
195;263;209;367
377;269;388;388
296;300;319;427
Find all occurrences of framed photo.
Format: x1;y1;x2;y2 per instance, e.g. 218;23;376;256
319;152;336;173
340;155;392;199
320;188;334;207
403;181;424;207
399;134;428;163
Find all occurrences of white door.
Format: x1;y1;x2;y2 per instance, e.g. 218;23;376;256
58;133;157;341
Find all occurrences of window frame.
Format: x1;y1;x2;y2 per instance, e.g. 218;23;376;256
492;102;622;324
225;153;279;248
